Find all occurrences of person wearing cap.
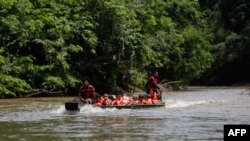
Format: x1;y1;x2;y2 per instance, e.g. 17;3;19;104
78;79;96;104
109;95;116;104
111;94;123;106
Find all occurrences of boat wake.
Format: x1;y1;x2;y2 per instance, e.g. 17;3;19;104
51;105;66;114
51;104;119;115
79;105;118;114
164;99;224;108
51;99;225;115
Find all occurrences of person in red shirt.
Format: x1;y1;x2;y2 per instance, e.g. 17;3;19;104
146;70;161;100
78;79;96;104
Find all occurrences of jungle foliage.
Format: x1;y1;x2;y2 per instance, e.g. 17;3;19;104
195;0;250;85
2;0;247;98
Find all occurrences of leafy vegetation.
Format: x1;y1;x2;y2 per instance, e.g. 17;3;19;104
2;0;248;98
194;0;250;85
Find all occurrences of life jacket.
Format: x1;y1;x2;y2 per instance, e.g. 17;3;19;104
142;98;149;104
145;98;153;104
150;90;159;103
112;99;121;105
96;102;102;107
96;98;102;106
102;98;110;106
138;98;145;104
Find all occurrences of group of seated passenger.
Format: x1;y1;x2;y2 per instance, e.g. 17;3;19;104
95;90;160;106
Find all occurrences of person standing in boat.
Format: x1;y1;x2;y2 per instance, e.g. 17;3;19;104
78;79;96;104
146;70;161;100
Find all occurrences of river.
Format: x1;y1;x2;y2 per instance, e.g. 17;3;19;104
0;87;250;141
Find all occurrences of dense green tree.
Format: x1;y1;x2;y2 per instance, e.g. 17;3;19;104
134;0;213;83
195;0;250;85
0;0;214;98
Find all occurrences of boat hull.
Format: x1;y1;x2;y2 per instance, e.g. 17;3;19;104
65;101;165;111
100;103;165;109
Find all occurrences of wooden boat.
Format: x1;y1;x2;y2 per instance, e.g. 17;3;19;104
65;101;165;111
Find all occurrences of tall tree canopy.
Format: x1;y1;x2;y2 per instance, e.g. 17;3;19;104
0;0;213;98
195;0;250;85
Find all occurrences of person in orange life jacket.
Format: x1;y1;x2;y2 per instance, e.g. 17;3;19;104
111;94;124;105
101;93;111;106
95;95;102;107
143;94;153;104
109;95;115;100
109;95;116;103
138;94;145;104
150;88;159;103
78;79;96;104
115;90;129;105
146;70;161;99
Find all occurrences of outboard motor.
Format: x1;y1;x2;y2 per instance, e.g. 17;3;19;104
65;102;79;111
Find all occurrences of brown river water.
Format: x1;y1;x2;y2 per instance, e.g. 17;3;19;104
0;87;250;141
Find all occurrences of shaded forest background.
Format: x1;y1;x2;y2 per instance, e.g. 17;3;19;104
0;0;249;98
